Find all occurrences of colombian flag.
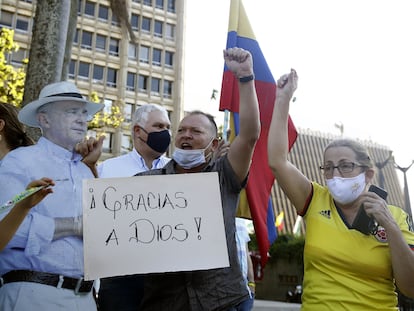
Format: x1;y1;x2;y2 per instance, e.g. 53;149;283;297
220;0;297;268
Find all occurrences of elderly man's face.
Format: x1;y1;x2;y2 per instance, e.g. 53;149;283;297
40;101;88;151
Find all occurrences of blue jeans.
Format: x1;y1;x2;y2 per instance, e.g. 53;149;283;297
228;293;254;311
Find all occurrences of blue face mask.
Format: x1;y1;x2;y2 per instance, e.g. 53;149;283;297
140;128;171;153
172;139;214;169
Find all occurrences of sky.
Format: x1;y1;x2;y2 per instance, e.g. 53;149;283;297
183;0;414;212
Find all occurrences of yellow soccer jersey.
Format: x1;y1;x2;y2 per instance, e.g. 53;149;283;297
301;182;414;311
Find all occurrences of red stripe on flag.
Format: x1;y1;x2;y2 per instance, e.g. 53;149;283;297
220;0;298;268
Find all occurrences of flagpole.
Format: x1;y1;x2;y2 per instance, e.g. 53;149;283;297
293;216;303;236
223;110;230;142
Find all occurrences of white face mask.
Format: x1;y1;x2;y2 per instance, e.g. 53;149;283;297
326;172;366;204
172;139;214;169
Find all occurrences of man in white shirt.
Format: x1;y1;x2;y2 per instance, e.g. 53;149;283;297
97;103;171;311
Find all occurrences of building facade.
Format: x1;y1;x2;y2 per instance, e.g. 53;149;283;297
0;0;186;159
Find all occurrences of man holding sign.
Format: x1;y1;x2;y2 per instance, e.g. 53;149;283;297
96;103;171;311
137;47;260;311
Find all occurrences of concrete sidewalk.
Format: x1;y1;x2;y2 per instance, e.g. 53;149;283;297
253;300;301;311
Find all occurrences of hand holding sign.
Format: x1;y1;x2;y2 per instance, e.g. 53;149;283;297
82;172;228;280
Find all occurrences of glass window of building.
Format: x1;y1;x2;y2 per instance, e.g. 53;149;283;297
98;4;109;21
127;72;136;91
16;16;29;32
152;48;162;66
109;37;119;56
138;75;148;92
128;43;137;60
79;61;90;79
69;60;75;78
96;34;106;51
131;13;139;30
165;23;174;39
143;0;152;6
155;0;164;9
84;1;95;17
107;68;117;87
103;98;113;114
11;48;27;66
141;16;151;33
163;80;173;98
111;12;120;26
81;30;93;49
165;50;173;67
124;103;133;123
93;64;104;81
139;45;150;63
154;20;163;37
102;132;112;153
73;28;79;44
151;77;160;95
0;11;13;28
121;134;132;153
167;0;175;13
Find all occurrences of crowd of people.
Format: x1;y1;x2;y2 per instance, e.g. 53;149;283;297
0;46;413;311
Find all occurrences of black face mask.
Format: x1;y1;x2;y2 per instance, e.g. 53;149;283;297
139;128;171;153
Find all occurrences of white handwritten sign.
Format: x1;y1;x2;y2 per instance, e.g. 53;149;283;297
82;172;229;280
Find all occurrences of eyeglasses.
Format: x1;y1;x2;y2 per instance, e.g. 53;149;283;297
319;161;366;178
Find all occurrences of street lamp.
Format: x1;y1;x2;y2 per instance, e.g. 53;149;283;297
375;151;393;189
394;159;414;218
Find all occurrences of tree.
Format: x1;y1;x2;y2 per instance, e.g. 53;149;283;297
22;0;125;141
88;92;124;130
0;28;26;107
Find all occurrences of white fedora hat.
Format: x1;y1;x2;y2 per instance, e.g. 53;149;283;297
19;81;105;127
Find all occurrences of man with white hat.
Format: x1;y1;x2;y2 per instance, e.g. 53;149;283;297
0;81;104;311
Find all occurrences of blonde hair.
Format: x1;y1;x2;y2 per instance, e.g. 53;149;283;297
324;138;373;168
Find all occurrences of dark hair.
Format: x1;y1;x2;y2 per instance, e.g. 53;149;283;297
324;138;373;168
0;103;34;150
187;110;218;137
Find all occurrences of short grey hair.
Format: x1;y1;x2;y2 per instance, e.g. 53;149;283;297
132;104;169;134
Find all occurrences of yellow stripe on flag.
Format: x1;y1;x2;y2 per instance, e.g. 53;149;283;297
228;0;256;40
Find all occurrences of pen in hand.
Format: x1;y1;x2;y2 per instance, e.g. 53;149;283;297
0;178;69;212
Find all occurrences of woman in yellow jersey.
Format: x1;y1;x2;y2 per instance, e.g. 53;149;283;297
267;69;414;310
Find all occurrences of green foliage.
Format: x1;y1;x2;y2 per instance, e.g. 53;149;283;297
87;92;124;130
0;28;26;107
0;30;123;129
250;233;305;265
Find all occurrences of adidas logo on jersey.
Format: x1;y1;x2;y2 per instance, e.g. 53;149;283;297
320;210;331;219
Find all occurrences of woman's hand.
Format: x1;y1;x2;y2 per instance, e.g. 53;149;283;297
276;69;298;102
18;178;55;210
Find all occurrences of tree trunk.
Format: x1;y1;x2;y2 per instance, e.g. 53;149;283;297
62;0;78;80
23;0;71;141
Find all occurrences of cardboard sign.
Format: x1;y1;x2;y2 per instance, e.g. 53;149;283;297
82;172;229;280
